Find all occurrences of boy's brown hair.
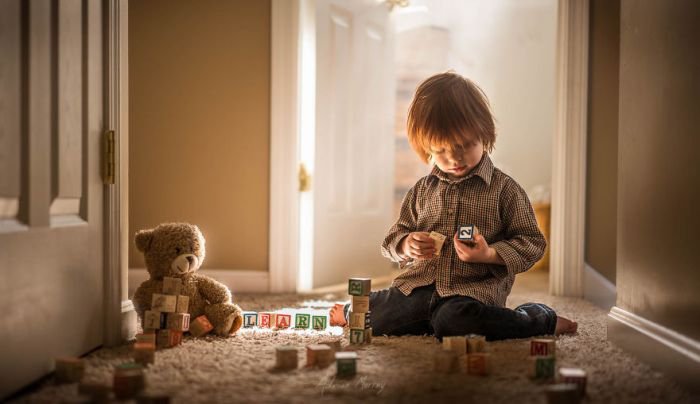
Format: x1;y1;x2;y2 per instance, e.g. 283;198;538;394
407;72;496;163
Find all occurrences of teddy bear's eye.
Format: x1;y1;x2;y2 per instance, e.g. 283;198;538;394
175;247;181;254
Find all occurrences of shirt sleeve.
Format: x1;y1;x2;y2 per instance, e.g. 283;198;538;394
381;180;421;262
490;179;547;278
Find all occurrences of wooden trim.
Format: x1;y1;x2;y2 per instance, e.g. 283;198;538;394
608;306;700;392
269;0;302;293
104;0;128;347
549;0;589;297
583;263;616;310
128;269;271;296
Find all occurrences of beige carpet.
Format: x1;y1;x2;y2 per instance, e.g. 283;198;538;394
13;271;693;403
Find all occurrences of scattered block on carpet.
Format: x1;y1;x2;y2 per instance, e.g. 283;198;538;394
558;368;587;397
466;353;491;376
351;295;369;313
151;294;177;313
243;312;258;328
295;313;311;329
143;310;166;330
320;339;342;352
275;313;292;329
348;278;371;296
78;381;111;402
135;332;156;345
531;338;556;357
162;277;182;295
442;336;467;355
349;311;371;329
466;334;486;353
529;355;556;380
312;315;328;330
434;350;459;374
113;364;145;400
55;357;85;383
136;392;172;403
156;330;183;348
306;344;334;368
545;383;581;404
175;295;189;313
275;346;298;370
134;342;156;365
429;231;447;255
189;315;214;337
166;313;190;331
335;351;358;377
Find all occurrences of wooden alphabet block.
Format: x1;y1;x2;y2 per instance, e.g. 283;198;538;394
243;312;258;328
349;311;370;329
429;231;447;255
529;355;556;380
175;295;189;313
275;345;298;370
151;294;177;313
457;224;480;245
351;295;370;313
166;313;190;331
133;342;156;365
545;383;581;404
558;368;587;397
348;278;371;296
162;277;182;295
466;334;486;353
295;313;311;329
434;350;459;374
335;351;357;377
113;364;145;400
189;315;214;337
275;313;292;329
442;336;467;355
349;328;367;344
531;338;556;357
55;357;85;383
312;315;328;330
156;329;183;348
466;353;491;376
306;344;334;368
135;332;156;344
143;310;166;330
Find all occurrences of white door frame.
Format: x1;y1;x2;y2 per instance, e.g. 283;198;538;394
105;0;134;346
269;0;590;297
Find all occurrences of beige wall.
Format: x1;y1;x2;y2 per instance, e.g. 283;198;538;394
617;0;700;340
129;0;271;270
585;0;619;284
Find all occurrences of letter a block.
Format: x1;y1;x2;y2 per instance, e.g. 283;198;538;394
275;314;292;329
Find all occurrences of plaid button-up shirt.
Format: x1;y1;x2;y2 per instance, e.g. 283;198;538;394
381;154;546;307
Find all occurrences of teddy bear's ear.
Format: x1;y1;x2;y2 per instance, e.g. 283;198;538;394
134;229;154;253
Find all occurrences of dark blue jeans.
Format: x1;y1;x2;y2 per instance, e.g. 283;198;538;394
345;284;557;341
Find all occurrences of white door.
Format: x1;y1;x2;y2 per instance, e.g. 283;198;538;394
309;0;395;288
0;0;105;398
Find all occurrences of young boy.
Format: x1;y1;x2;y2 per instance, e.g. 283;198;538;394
330;72;577;340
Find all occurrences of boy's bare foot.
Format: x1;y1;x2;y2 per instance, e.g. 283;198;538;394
555;316;578;335
329;303;347;327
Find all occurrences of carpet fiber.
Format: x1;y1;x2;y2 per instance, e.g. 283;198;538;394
14;272;692;403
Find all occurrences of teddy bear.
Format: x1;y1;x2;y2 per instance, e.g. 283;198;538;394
132;222;243;336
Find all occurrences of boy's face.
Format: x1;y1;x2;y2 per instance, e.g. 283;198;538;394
429;134;485;179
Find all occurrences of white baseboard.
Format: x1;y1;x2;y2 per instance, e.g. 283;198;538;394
608;306;700;393
583;263;616;310
128;268;270;297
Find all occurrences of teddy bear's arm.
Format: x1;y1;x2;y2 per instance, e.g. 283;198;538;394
194;274;232;304
132;279;158;317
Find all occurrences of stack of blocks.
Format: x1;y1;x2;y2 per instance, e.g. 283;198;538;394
242;310;327;330
143;277;192;348
529;338;557;381
437;334;489;375
348;278;372;344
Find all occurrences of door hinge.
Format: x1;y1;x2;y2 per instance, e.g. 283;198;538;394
103;130;115;185
299;163;311;192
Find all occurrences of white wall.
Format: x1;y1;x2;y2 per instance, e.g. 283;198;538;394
395;0;557;201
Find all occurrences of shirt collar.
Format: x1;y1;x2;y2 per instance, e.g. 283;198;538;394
430;153;494;185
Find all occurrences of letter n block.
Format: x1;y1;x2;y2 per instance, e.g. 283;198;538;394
312;315;327;330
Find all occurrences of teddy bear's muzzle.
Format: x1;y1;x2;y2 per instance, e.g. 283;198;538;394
171;254;199;274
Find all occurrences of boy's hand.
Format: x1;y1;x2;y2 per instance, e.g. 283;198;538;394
399;232;436;260
453;232;504;264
